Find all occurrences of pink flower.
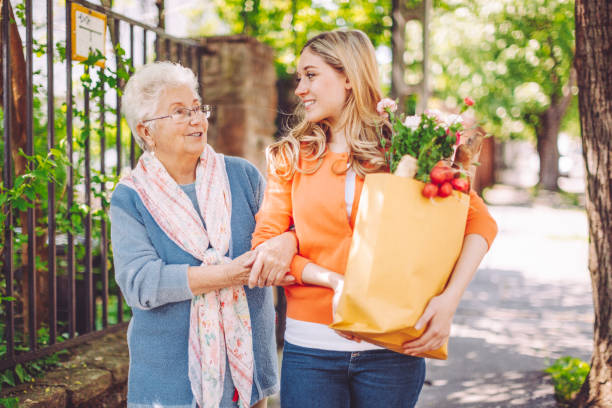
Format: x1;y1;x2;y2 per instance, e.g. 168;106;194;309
455;131;461;145
464;97;474;106
377;98;398;118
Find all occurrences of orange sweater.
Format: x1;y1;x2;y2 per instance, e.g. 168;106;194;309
252;151;498;325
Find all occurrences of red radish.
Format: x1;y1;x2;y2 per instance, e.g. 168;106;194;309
438;182;453;197
430;166;454;185
422;183;439;198
433;160;448;169
451;177;470;193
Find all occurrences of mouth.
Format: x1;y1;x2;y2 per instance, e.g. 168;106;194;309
303;100;315;109
186;132;203;138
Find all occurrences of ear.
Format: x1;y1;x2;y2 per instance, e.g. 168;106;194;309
344;76;352;91
136;122;155;150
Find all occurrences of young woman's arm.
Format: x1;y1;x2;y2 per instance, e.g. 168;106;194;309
250;168;305;288
301;262;344;290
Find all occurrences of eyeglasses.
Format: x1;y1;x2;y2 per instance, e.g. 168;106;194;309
142;104;213;124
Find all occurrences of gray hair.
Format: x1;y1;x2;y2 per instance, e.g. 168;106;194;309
122;61;200;150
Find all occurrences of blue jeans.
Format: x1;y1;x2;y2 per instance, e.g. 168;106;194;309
280;341;426;408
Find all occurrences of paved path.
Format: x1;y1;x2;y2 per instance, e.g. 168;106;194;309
417;193;593;407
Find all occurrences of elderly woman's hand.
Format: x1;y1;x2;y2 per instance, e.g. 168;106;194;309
189;251;258;294
248;231;298;288
227;250;258;286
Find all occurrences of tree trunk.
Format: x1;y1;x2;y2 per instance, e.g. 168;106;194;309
536;107;561;190
0;0;49;334
390;0;407;103
155;0;165;30
536;68;574;191
390;0;430;114
0;0;27;177
574;1;612;406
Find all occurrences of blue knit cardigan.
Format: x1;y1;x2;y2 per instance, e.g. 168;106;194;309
110;156;279;408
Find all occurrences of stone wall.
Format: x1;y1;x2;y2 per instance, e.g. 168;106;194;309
198;35;277;172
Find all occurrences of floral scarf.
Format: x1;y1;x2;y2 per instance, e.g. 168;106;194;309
119;145;253;408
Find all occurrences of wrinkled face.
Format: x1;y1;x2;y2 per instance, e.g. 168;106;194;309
139;85;207;160
295;48;351;127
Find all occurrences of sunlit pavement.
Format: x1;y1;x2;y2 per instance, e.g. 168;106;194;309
417;187;593;407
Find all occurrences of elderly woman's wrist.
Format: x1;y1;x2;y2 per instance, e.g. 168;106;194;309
222;263;246;286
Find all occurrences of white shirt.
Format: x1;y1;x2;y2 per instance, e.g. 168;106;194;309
284;165;382;351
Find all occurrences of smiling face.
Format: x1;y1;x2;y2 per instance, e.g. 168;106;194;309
138;84;207;164
295;48;351;127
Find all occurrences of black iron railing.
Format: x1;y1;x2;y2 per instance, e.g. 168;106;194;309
0;0;209;371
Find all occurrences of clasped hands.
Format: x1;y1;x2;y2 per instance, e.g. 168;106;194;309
242;232;298;289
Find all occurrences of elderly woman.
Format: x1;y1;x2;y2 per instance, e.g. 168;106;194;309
110;61;296;408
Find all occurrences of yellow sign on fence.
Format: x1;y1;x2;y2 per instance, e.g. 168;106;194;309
71;3;107;68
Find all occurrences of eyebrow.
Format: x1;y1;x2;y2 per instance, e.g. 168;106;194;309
168;99;200;109
300;65;318;71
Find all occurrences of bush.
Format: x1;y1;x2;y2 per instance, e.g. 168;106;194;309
545;356;590;404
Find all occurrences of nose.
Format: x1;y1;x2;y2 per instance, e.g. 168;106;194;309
189;110;204;125
188;110;207;133
295;78;307;98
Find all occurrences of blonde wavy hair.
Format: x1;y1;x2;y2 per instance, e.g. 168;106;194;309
267;29;392;179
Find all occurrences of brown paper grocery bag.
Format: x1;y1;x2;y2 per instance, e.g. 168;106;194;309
330;173;469;359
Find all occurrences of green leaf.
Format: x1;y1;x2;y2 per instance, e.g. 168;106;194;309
14;364;30;383
0;370;15;387
0;397;19;408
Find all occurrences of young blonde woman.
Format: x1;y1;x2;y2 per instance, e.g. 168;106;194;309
250;30;498;407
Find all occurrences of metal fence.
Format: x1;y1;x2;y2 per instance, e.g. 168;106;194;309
0;0;209;371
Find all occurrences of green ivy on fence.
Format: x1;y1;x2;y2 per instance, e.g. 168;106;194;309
0;5;136;398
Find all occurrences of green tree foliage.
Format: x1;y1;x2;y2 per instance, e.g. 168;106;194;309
432;0;575;141
190;0;392;76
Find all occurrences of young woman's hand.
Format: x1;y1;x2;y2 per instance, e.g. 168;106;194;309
400;291;460;356
334;330;362;342
248;232;298;288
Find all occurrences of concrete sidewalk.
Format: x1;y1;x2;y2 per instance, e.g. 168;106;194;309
417;187;593;407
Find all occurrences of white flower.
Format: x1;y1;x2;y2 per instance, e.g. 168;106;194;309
424;109;464;126
446;114;464;125
403;115;421;130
